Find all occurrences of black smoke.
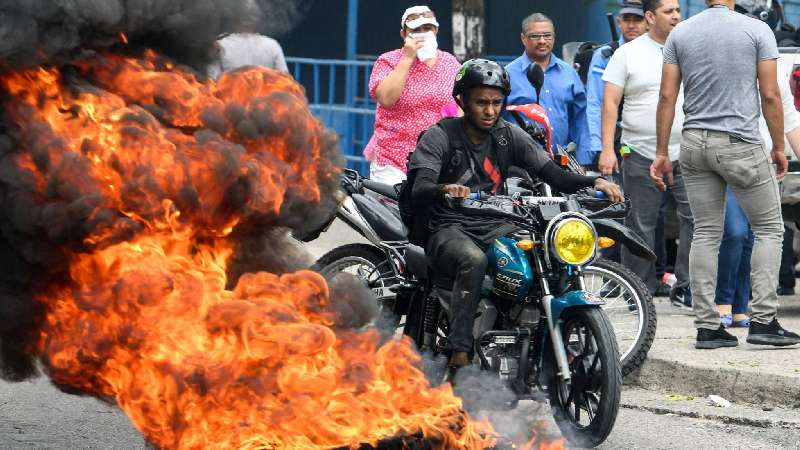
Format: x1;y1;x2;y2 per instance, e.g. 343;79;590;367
0;0;341;382
0;0;293;72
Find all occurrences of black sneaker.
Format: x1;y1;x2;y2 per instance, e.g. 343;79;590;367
670;286;692;308
654;282;671;298
746;318;800;346
696;325;739;349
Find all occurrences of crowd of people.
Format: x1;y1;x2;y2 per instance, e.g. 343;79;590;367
363;2;800;352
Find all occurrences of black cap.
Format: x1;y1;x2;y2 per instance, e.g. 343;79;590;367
619;0;645;16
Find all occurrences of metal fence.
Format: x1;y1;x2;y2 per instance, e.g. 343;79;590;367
286;57;376;175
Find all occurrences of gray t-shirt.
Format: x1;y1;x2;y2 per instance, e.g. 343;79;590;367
663;6;779;143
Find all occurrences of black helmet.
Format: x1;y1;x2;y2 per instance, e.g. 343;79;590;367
452;58;511;99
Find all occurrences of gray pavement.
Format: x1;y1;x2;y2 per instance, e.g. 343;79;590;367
630;298;800;409
1;221;798;449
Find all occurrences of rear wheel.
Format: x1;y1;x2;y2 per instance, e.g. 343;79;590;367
312;244;401;331
546;307;622;448
583;259;656;376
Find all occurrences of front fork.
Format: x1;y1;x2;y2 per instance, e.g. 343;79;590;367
534;253;572;382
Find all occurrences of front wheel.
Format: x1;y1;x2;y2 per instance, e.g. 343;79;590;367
583;259;656;376
546;307;622;448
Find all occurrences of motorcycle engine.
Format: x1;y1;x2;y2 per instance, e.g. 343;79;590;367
484;344;519;380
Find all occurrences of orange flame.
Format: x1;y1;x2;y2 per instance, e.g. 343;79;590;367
0;52;498;449
120;32;129;44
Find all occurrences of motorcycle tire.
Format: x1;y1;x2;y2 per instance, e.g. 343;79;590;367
583;259;656;377
311;244;400;330
545;307;622;448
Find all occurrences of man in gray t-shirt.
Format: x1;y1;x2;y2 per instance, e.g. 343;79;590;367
650;0;800;349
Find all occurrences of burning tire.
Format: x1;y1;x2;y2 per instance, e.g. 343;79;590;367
545;307;622;448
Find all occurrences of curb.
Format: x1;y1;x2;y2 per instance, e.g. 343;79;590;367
619;402;800;429
627;356;800;409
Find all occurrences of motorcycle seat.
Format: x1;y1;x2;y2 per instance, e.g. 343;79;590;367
363;179;400;201
351;193;408;241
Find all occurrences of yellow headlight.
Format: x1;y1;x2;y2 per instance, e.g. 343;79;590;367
552;219;596;265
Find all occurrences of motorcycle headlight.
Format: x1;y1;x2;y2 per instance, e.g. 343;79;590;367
551;218;596;266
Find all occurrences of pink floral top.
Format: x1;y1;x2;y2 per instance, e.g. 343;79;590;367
364;49;461;171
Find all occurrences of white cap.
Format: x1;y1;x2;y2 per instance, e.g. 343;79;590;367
401;5;439;29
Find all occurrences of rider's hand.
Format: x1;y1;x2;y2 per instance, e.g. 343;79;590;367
649;155;673;192
402;35;425;60
442;184;470;198
593;178;624;203
597;148;619;176
772;147;788;179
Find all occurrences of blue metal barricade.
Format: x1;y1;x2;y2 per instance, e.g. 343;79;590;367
286;57;376;175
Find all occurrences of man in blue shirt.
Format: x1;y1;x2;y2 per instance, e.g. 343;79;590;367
586;1;647;164
506;13;591;164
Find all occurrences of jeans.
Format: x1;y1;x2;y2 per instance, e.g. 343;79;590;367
426;227;487;353
715;189;753;315
621;152;693;295
779;224;796;289
679;129;783;330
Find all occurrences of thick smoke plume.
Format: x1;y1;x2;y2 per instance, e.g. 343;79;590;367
0;0;294;71
0;0;339;382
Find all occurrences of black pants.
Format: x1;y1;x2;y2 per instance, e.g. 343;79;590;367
779;224;796;289
426;227;487;353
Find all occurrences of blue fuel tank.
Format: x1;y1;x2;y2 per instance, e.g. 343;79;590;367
486;237;534;303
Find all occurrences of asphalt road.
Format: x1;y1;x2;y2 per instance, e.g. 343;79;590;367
1;222;798;449
1;377;799;449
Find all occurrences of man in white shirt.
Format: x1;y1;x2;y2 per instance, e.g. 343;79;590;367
598;0;692;302
207;33;289;79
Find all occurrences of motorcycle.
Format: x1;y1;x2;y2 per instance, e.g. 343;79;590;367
408;189;624;447
306;177;632;446
304;63;656;376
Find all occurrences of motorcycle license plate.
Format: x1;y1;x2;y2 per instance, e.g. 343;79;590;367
372;287;392;299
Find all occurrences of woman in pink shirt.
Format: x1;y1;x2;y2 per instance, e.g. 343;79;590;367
364;5;461;185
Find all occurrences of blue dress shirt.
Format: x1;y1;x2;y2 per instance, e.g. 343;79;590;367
586;37;625;157
505;52;591;164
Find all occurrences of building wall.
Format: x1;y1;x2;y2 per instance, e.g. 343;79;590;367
278;0;612;60
277;0;800;61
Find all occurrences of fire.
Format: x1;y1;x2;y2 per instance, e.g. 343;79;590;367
0;51;499;448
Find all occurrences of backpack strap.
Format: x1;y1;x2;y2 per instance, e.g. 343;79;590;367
435;118;464;181
489;122;513;193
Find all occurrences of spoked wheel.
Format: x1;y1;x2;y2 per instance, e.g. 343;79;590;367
583;259;656;376
547;307;622;448
312;244;401;332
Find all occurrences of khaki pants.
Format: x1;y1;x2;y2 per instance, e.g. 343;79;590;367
679;129;783;330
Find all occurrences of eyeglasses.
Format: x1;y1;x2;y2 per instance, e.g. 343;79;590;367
405;11;434;23
525;32;554;41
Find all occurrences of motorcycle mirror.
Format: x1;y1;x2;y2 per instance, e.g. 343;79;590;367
526;64;545;103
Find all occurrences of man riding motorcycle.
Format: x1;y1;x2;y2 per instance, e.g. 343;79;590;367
406;58;624;373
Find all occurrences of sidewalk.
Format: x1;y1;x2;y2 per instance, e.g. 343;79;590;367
628;296;800;409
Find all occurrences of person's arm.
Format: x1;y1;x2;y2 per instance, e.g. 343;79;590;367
759;59;786;174
599;82;624;175
650;63;682;190
274;43;288;73
655;64;681;160
585;50;607;156
787;128;800;160
374;36;424;107
569;76;592;165
516;131;624;201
